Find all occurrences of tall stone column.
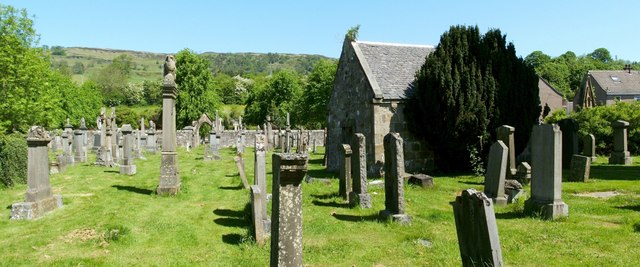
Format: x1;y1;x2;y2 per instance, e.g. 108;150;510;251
339;144;352;201
254;134;267;194
73;129;87;163
270;153;308;267
524;124;568;220
379;133;411;224
350;133;372;208
609;120;632;165
158;55;180;195
266;115;273;150
11;126;63;219
110;108;120;163
496;125;516;177
120;124;136;175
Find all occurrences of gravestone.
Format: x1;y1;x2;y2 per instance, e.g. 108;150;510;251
484;141;508;206
11;126;63;220
73;129;87;163
524;124;569;220
339;144;352;201
79;117;88;152
558;118;579;169
266;115;273;150
515;162;531;185
408;174;434;188
582;134;597;162
139;117;148;148
120;124;136;175
452;189;503;267
379;133;411;224
251;185;270;247
234;155;250;189
609;120;632;165
204;130;215;161
146;120;157;153
62;125;74;165
349;133;372;208
569;155;590;182
110;109;120;164
496;125;516;177
254;134;267;194
158;55;181;196
270;153;308;267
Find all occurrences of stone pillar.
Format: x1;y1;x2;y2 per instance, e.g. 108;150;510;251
496;125;516;177
79;117;88;153
110;110;119;163
349;133;371;208
73;129;87;163
120;124;136;175
582;134;597;162
609;120;632;165
95;108;115;167
452;189;503;267
339;144;352;201
251;185;270;247
524;124;568;220
266;115;273;150
254;134;267;194
11;126;63;220
158;55;180;196
270;153;308;267
379;133;411;224
484;141;508;206
558;118;579;169
61;131;72;165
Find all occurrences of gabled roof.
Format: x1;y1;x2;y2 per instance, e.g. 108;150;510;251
353;41;435;100
538;77;564;100
589;70;640;95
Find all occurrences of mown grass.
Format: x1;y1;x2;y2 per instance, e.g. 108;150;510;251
1;147;640;266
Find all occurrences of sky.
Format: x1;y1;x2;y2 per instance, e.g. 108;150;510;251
3;1;640;61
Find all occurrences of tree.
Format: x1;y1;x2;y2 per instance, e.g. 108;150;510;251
297;59;337;129
405;25;540;171
90;54;133;106
588;48;613;63
175;48;221;128
524;50;551;69
244;70;303;127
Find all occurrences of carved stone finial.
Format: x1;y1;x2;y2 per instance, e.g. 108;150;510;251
163;55;177;86
27;126;50;141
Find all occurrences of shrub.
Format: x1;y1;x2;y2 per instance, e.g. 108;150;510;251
0;133;27;188
571;102;640;155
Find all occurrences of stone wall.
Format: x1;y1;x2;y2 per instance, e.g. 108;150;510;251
176;129;325;148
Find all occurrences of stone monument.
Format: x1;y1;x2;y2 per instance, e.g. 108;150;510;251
582;134;597;162
495;125;516;178
379;133;411;224
339;144;352;201
120;124;136;175
484;141;508;206
558;118;579;169
609;120;632;165
157;55;181;195
349;133;372;208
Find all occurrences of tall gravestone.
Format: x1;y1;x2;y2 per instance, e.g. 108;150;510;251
266;115;273;150
95;108;115;166
284;113;292;153
120;124;136;175
379;133;411;224
484;141;508;206
146;120;157;153
349;133;371;208
270;153;308;267
254;134;267;194
79;117;88;151
251;134;270;247
495;125;516;177
558;118;579;169
11;126;63;220
339;144;352;201
609;120;632;165
452;189;503;267
158;55;180;195
110;108;120;164
73;129;87;163
524;124;569;220
63;120;74;165
582;134;597;162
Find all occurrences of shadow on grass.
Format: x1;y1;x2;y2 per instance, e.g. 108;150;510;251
311;192;340;200
195;157;203;160
308;158;324;165
332;213;380;222
590;165;640;181
214;218;248;228
218;185;244;190
458;181;484;186
103;170;119;174
616;205;640;212
111;185;153;195
494;211;526;219
5;204;11;210
312;200;349;208
222;233;244;245
214;208;244;218
307;169;336;179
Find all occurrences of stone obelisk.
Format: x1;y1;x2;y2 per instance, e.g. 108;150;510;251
157;55;180;195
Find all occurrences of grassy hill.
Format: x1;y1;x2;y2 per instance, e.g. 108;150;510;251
50;47;335;85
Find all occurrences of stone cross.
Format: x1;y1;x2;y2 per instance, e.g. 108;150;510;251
609;120;632;165
120;124;136;175
158;55;181;195
349;133;371;208
558;118;579;169
524;124;569;220
484;141;508;206
339;144;352;201
379;133;411;224
73;129;87;163
270;153;308;267
582;134;597;162
11;126;63;220
495;125;516;177
452;189;503;267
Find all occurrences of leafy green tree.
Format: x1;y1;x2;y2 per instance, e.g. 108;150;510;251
72;62;85;74
50;45;65;56
524;50;551;69
297;59;337;129
212;73;245;104
57;79;103;128
244;70;303;127
142;79;162;105
90;54;133;106
588;48;613;63
175;48;221;128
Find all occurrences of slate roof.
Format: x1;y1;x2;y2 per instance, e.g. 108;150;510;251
589;70;640;95
353;41;435;100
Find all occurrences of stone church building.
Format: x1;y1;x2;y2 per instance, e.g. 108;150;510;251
326;38;435;176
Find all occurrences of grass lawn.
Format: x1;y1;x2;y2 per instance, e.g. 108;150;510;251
1;147;640;266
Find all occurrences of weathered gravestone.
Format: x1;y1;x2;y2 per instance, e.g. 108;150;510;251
569;155;590;182
11;126;63;220
484;141;508;206
266;115;273;150
73;129;87;163
157;55;181;196
349;133;372;208
204;130;216;161
339;144;352;201
119;124;136;175
234;155;250;189
110;109;120;164
250;185;270;247
609;120;632;165
62;123;74;165
582;134;597;162
270;153;308;267
146;120;157;153
516;162;531;185
452;189;503;267
408;174;434;188
558;118;579;169
496;125;516;177
254;134;267;194
379;133;411;224
524;124;569;220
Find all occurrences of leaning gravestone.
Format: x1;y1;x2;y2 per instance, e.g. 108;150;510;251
484;141;508;206
569;155;590;182
120;124;136;175
250;185;270;247
349;133;372;208
582;134;597;162
11;126;63;220
524;124;569;220
558;118;579;169
270;153;308;267
157;55;181;195
379;133;411;224
339;144;352;201
452;189;503;267
496;125;516;178
609;120;632;165
234;155;250;189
